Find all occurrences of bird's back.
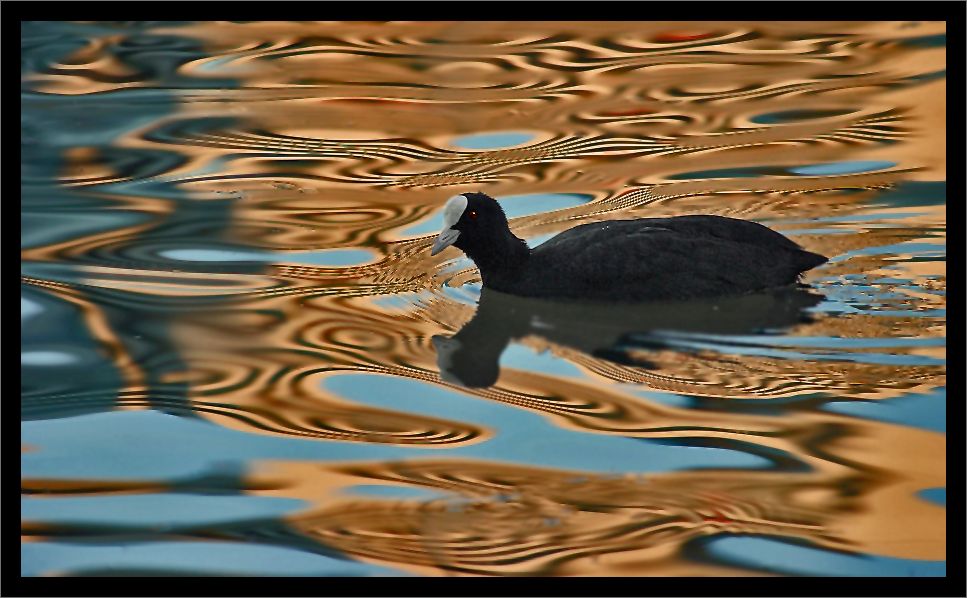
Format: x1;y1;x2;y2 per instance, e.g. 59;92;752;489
519;215;827;301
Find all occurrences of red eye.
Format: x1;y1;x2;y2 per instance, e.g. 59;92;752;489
468;210;478;220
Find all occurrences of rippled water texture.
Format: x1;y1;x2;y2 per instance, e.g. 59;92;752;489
21;21;946;577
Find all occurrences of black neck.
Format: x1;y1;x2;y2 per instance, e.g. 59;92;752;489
463;231;530;291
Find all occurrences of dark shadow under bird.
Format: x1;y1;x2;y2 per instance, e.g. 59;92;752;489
433;286;824;388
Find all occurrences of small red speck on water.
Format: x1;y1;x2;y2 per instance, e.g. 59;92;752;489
703;510;732;524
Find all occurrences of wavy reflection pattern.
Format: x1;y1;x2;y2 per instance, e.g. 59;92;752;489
22;20;945;577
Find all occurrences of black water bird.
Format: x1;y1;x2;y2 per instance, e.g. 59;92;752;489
430;192;827;302
434;286;823;388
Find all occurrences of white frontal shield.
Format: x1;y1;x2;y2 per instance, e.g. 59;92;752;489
430;194;468;255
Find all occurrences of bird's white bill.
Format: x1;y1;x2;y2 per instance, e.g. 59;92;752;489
430;228;461;255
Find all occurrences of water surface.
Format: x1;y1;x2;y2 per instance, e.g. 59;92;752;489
22;20;946;577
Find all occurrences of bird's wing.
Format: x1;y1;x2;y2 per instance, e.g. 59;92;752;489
532;224;804;298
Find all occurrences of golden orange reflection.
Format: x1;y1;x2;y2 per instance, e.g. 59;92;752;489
23;20;945;576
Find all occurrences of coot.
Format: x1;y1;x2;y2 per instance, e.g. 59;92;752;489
430;192;827;302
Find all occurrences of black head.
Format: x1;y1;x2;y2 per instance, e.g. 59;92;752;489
429;192;512;256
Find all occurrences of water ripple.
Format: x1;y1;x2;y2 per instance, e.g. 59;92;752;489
21;20;946;577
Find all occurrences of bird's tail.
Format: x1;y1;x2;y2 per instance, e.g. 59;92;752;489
796;249;828;274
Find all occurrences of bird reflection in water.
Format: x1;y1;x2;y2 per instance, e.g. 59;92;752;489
433;286;823;388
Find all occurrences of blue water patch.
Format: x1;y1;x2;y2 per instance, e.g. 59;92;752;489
527;231;560;246
346;484;449;500
699;536;945;577
371;292;423;311
401;193;592;237
900;33;946;48
161;247;373;267
789;161;896;176
823;386;946;433
160;248;265;262
22;210;152;250
21;351;78;366
450;131;536;150
652;333;945;351
830;242;946;263
496;193;593;219
22;400;765;484
21;285;125;421
22;540;408;577
403;213;453;237
21;410;424;481
811;280;941;316
21;296;44;320
21;494;306;529
873;181;945;208
918;487;946;507
640;332;944;367
440;278;482;306
763;205;935;231
783;227;851;236
622;387;693;409
281;249;373;267
499;344;586;379
322;374;770;473
750;108;855;125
